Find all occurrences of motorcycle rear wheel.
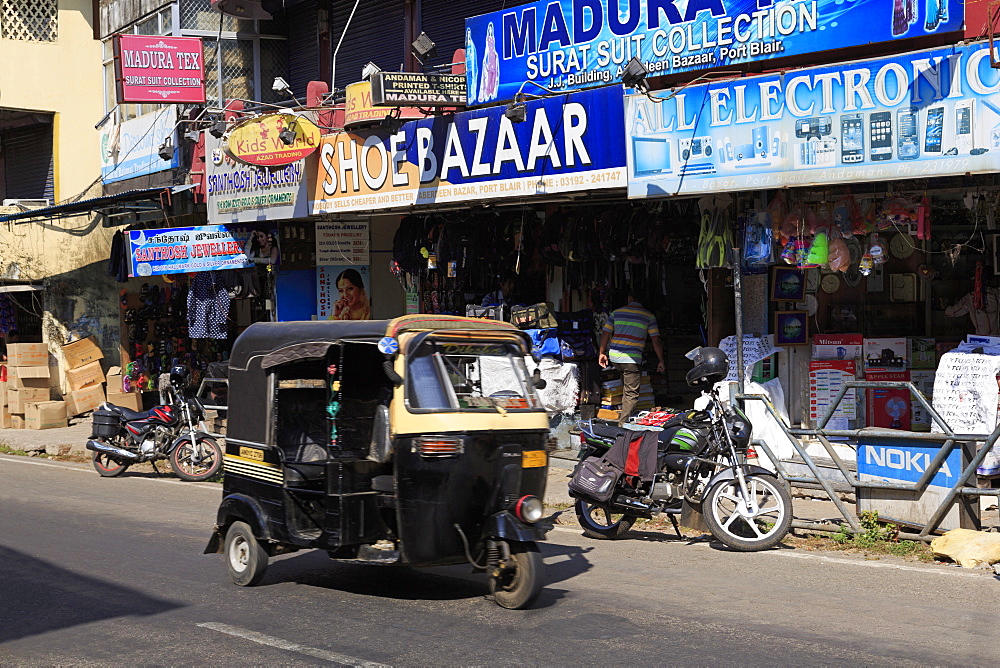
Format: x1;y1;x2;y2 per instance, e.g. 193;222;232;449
92;451;129;477
703;473;792;552
575;499;636;539
170;437;222;482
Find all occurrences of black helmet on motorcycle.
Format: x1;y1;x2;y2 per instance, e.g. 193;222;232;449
685;346;729;387
169;364;189;386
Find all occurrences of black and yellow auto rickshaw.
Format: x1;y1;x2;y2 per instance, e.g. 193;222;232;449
204;315;551;609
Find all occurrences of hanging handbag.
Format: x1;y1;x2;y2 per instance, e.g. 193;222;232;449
568;457;621;502
510;302;557;329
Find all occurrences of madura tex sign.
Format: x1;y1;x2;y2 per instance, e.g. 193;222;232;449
464;0;963;104
311;86;625;213
114;35;205;103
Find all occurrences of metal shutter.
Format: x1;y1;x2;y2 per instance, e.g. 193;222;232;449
287;0;319;97
2;124;54;202
330;0;405;89
418;0;532;70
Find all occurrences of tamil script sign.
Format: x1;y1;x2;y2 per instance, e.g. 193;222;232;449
114;35;205;104
312;85;625;214
205;133;309;224
127;223;278;277
370;72;467;106
465;0;964;104
625;42;1000;198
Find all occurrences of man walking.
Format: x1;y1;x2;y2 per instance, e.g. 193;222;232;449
598;296;665;426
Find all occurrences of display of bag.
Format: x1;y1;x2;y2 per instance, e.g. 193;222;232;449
511;302;557;329
557;309;597;361
466;304;507;321
577;360;602;405
525;328;561;360
568;456;621;502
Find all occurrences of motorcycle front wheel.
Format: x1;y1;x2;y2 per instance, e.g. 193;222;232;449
703;473;792;552
92;450;129;477
575;499;637;540
169;436;223;482
488;541;543;610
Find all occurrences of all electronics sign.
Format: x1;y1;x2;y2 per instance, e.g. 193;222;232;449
625;42;1000;198
464;0;963;105
114;35;206;104
311;85;625;214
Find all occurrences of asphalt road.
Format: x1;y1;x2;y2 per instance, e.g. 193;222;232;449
1;453;997;666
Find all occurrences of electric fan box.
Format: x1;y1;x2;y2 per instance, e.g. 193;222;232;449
865;370;911;430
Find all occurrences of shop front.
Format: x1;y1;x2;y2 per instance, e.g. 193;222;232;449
623;40;1000;479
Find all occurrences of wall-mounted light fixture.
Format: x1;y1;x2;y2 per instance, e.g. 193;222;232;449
411;32;437;65
158;137;175;161
620;57;649;91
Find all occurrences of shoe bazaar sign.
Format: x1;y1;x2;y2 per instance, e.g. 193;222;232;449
464;0;963;104
311;85;625;213
625;42;1000;198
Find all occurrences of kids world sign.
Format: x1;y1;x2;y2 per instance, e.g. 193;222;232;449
311;85;625;213
625;42;1000;198
464;0;963;105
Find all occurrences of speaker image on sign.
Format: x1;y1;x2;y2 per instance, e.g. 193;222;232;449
753;126;770;159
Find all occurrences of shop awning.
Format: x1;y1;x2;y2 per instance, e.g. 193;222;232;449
0;186;186;224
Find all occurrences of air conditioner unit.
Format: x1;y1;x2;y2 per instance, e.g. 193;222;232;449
2;199;50;209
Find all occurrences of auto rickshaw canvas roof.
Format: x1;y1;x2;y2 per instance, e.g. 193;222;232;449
229;320;391;372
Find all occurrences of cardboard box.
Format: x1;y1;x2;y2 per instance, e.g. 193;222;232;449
863;338;908;371
0;379;6;405
865;370;911;430
8;387;50;414
66;360;105;391
808;360;859;429
812;334;863;361
1;404;11;428
908;338;936;370
106;391;141;412
9;365;50;389
910;370;936;432
65;384;106;416
597;408;621;421
24;400;67;430
62;336;104;370
7;343;48;366
11;415;24;429
105;366;126;394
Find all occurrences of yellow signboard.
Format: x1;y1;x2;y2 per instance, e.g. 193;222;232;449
224;113;321;167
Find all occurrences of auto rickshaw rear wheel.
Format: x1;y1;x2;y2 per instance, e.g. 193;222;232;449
488;541;543;610
225;521;269;586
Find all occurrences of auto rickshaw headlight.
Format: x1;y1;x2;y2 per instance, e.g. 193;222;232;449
514;495;544;524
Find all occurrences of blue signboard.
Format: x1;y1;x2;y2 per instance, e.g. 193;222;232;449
464;0;964;104
100;107;180;184
127;224;278;277
312;85;626;213
624;42;1000;198
858;437;962;489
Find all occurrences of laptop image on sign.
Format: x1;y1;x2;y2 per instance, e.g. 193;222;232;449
632;136;672;175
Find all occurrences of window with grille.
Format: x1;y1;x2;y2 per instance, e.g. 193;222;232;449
1;0;58;42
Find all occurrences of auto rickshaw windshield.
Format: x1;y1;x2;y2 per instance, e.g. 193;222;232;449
406;337;544;412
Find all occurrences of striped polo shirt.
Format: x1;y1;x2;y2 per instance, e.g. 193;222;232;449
603;302;659;364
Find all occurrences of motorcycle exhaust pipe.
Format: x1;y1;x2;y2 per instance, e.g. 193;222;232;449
86;439;140;461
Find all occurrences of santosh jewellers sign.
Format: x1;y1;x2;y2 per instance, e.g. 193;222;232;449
464;0;963;105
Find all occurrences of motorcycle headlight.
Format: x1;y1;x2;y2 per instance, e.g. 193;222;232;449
514;495;544;524
728;417;751;450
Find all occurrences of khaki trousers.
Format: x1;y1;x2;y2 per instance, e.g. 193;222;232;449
612;361;641;426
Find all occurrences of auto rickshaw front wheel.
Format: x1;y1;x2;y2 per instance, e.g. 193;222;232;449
225;521;268;586
488;541;543;610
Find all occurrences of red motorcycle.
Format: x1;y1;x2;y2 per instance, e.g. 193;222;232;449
85;366;222;482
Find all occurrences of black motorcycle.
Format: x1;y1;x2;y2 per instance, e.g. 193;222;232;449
570;347;792;552
85;366;222;482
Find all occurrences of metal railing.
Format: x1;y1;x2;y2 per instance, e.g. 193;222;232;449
739;380;1000;541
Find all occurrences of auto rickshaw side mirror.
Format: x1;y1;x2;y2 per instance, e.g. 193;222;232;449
383;359;403;386
532;368;546;390
367;404;393;464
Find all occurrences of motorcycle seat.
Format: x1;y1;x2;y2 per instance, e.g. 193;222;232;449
105;404;152;421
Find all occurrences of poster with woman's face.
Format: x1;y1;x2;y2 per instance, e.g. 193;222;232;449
318;265;371;320
241;226;281;266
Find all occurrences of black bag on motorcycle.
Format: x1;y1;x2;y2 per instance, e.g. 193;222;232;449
91;409;121;438
568;456;621;502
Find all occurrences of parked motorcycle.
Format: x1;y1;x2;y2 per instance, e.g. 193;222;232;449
85;365;222;482
570;347;792;552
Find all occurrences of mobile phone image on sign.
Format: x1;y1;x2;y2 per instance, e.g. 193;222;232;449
840;114;864;163
898;107;919;160
870;111;892;161
955;100;974;154
925;106;944;153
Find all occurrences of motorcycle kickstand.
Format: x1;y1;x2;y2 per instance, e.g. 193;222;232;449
667;514;683;539
150;461;162;477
